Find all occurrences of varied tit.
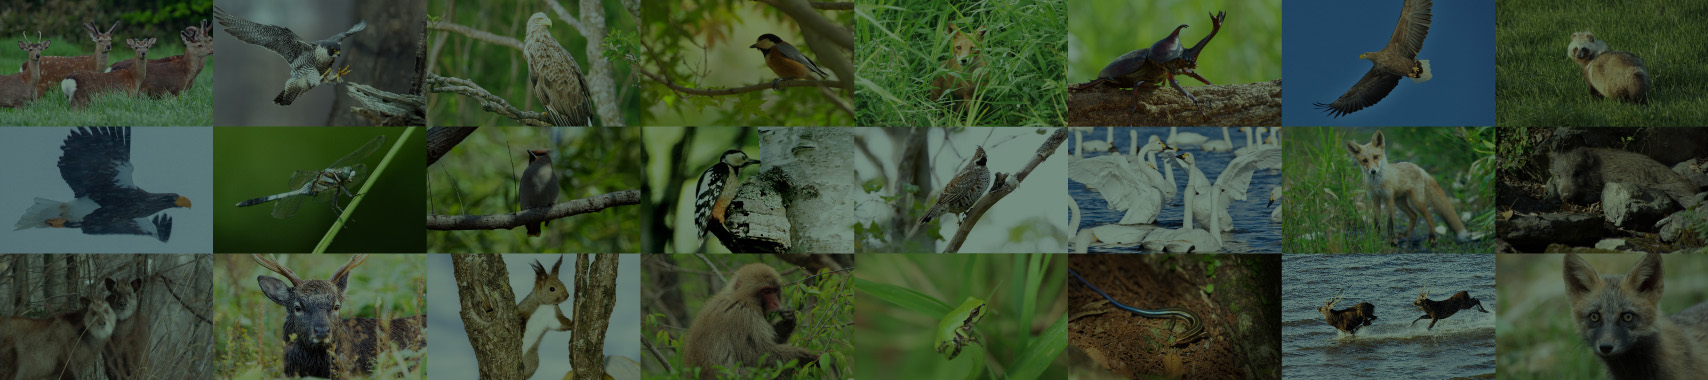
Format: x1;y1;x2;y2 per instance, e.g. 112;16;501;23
750;33;829;84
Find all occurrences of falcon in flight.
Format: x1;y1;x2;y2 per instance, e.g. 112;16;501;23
14;127;191;242
524;12;594;126
214;6;366;106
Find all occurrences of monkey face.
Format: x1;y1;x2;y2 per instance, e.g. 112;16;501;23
760;286;781;312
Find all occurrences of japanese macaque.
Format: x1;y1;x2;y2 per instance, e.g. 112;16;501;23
682;263;818;379
517;257;573;379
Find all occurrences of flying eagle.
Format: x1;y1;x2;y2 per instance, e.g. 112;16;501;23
524;12;594;126
214;6;366;106
13;127;191;242
1313;0;1433;118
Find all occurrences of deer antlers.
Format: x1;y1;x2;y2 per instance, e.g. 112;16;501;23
252;254;370;286
1325;288;1344;309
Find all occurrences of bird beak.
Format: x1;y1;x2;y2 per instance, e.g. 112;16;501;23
176;196;192;208
749;43;759;49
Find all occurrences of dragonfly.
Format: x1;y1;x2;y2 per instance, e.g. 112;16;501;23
236;135;385;219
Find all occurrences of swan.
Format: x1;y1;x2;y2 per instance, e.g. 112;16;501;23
1069;141;1172;224
1080;127;1113;153
1167;127;1208;147
1201;127;1234;152
1139;168;1221;253
1268;185;1283;223
1069;193;1158;253
1235;127;1265;156
1170;148;1282;232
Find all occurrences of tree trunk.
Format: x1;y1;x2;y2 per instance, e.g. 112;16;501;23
45;254;64;310
889;128;932;252
327;0;428;126
760;127;856;253
15;255;31;312
452;254;523;380
569;254;620;380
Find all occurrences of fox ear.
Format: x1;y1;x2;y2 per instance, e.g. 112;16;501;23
1344;140;1361;155
1371;132;1385;149
1624;253;1665;304
1563;254;1603;301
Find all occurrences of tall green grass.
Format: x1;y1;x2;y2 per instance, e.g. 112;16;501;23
0;40;211;125
855;0;1066;127
1283;127;1496;253
1495;0;1708;126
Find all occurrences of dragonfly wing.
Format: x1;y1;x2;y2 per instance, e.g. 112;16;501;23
325;135;385;171
271;170;321;219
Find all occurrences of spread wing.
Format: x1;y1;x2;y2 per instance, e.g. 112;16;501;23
58;127;132;204
1212;145;1282;202
1313;68;1402;118
1384;0;1433;60
328;20;366;42
214;6;312;63
1069;155;1162;224
525;23;594;126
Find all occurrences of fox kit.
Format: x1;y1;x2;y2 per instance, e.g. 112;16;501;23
1344;131;1470;244
1567;32;1649;104
930;22;984;107
0;296;118;380
1564;253;1708;380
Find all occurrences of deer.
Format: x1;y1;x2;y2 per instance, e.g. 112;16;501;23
102;277;149;380
24;21;118;96
63;37;153;109
0;296;117;380
108;20;212;97
0;35;51;108
1318;289;1379;335
516;256;574;378
252;254;426;379
1411;288;1489;330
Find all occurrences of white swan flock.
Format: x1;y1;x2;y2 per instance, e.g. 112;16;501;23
1068;127;1284;253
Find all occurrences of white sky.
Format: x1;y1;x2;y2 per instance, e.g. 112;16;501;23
0;127;213;253
427;254;641;379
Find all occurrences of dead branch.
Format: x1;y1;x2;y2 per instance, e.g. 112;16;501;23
943;127;1068;253
426;73;551;126
427;189;642;231
429;21;522;50
1068;78;1282;127
635;66;848;95
346;82;426;126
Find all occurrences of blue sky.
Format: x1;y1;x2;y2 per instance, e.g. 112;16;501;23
0;127;212;253
1284;0;1495;126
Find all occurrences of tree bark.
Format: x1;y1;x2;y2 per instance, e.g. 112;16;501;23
452;254;523;380
570;254;620;380
1068;79;1282;126
328;1;428;126
760;127;856;253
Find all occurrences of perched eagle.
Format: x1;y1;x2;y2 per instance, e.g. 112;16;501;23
13;127;190;242
214;6;366;106
1313;0;1433;118
524;12;594;126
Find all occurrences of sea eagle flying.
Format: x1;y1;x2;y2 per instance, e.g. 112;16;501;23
1313;0;1433;118
14;127;190;242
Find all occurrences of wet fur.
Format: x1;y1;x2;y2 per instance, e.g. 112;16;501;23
1411;290;1488;330
1319;300;1378;335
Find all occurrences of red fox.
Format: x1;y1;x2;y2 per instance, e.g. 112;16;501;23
1343;131;1470;244
930;22;984;107
1564;253;1708;380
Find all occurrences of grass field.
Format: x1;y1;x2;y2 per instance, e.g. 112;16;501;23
1495;0;1708;126
855;0;1066;127
1497;254;1708;379
0;40;212;125
1283;127;1497;253
215;254;426;380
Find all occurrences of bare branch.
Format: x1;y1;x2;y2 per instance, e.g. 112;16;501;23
1068;78;1282;126
428;22;522;50
426;73;551;126
425;126;477;166
943;128;1068;253
427;189;642;231
635;66;848;95
346;82;426;126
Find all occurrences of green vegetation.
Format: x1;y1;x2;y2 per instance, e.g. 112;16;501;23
1067;0;1282;85
215;254;425;380
854;254;1066;379
0;41;211;125
1495;0;1708;125
856;0;1066;127
1283;127;1496;253
1496;254;1708;378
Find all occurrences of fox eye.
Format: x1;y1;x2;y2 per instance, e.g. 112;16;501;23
1621;312;1634;322
1589;312;1600;322
1374;155;1380;160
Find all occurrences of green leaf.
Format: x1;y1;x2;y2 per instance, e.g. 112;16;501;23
855;277;950;315
1007;314;1068;380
